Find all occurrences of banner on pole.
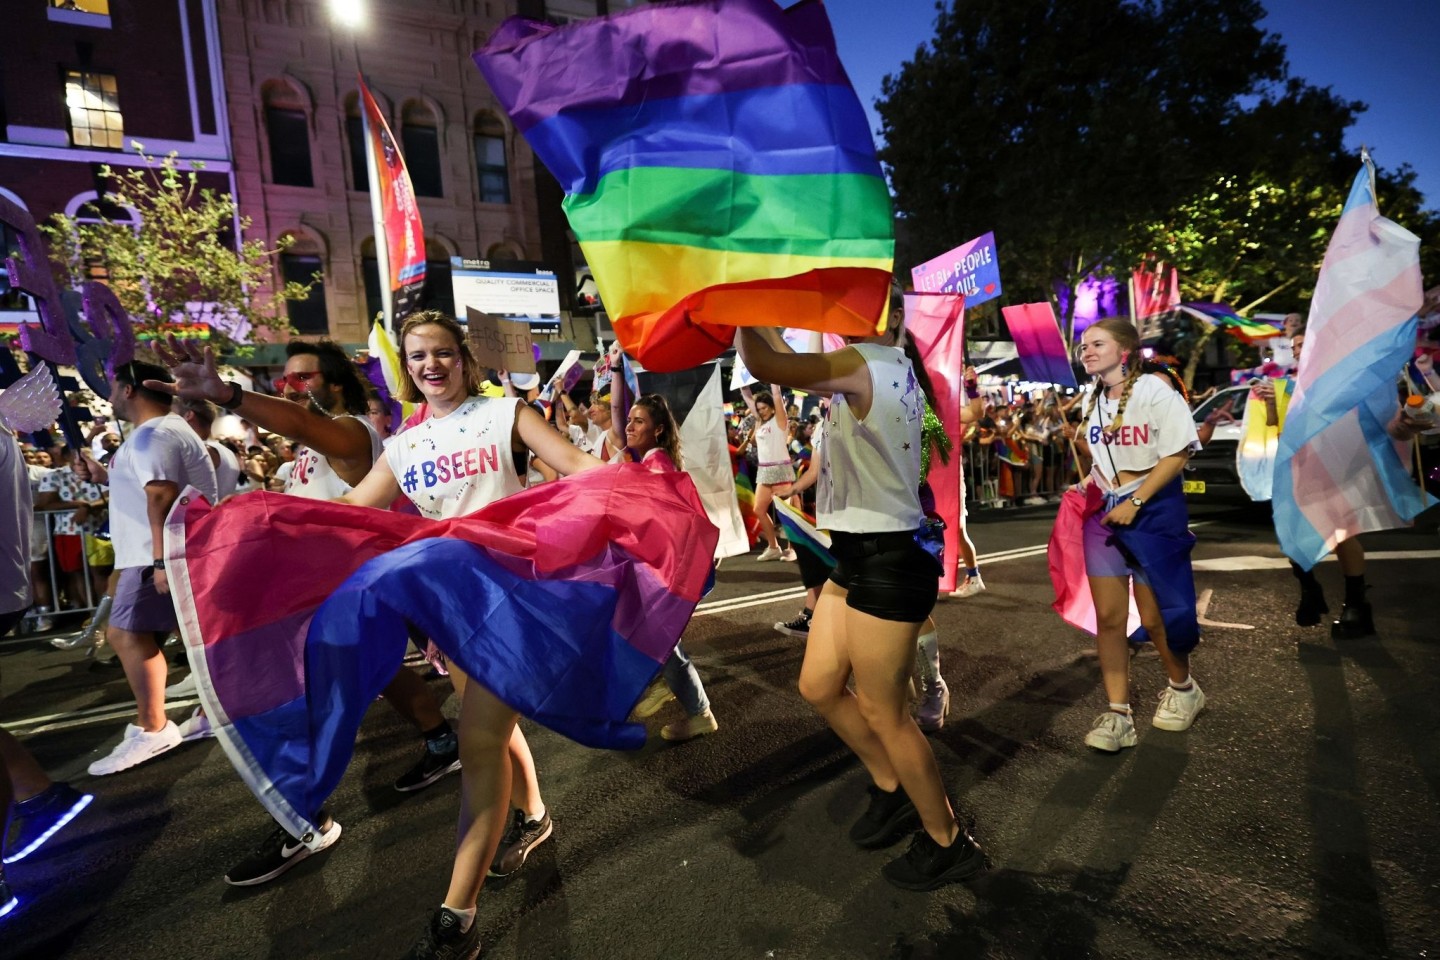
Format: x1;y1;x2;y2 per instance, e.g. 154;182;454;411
360;78;426;321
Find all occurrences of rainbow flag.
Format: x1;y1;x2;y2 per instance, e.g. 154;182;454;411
773;496;834;567
165;466;717;840
474;0;894;373
1177;302;1283;345
1273;159;1433;570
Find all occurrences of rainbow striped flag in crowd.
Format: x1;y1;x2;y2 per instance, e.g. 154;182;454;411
773;496;834;567
165;467;717;841
474;0;894;373
1273;157;1433;570
1177;302;1283;344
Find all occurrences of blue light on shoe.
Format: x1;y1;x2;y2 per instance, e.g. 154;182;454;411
3;793;93;864
0;894;18;919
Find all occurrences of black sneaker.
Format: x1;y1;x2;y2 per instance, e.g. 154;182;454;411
774;610;812;639
487;808;553;878
404;906;481;960
4;781;93;864
1331;601;1375;639
224;816;342;886
1295;582;1329;627
395;738;462;793
848;784;918;849
881;828;987;891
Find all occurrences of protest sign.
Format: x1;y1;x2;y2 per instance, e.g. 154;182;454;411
465;307;535;373
911;232;1002;306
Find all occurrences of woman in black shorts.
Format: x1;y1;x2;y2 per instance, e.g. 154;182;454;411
736;287;985;891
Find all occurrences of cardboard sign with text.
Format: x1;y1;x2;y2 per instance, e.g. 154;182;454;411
465;307;535;373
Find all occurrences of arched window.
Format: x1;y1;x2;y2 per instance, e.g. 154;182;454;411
263;81;313;188
474;113;509;204
280;231;327;334
344;93;368;193
401;100;443;198
422;237;454;315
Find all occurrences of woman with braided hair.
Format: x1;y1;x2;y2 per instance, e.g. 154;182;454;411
1073;318;1204;753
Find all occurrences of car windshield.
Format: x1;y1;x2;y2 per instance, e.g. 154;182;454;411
1191;386;1251;423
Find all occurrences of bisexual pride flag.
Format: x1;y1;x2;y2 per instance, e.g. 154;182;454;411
1001;302;1077;387
474;0;894;373
1273;157;1432;570
165;467;717;841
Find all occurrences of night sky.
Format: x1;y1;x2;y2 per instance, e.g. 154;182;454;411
812;0;1440;213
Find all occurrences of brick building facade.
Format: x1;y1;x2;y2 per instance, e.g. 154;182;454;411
0;0;232;325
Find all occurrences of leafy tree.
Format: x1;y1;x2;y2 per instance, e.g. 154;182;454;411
40;148;312;356
878;0;1287;337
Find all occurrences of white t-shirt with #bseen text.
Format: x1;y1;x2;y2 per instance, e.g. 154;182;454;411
1085;373;1201;479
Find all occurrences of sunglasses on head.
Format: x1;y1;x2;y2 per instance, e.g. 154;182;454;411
273;371;321;392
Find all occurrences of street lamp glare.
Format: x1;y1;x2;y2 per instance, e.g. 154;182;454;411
329;0;364;28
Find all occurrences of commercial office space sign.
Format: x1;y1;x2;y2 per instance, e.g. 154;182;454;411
911;232;1001;306
450;258;562;335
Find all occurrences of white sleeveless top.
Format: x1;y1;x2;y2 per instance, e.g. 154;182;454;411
755;417;789;466
285;415;384;501
385;395;524;519
206;439;242;499
817;343;923;533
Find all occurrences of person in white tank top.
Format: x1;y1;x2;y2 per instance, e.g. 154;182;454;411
743;384;796;561
151;337;461;886
737;282;986;893
336;312;603;955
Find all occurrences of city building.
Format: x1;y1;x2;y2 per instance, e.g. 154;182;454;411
0;0;232;328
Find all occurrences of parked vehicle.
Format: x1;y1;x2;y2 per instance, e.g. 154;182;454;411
1185;385;1254;504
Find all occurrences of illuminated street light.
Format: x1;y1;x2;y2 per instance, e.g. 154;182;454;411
328;0;364;29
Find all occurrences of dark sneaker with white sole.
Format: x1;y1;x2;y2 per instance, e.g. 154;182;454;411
224;816;342;886
4;781;93;864
849;784;919;849
394;739;462;793
487;808;553;878
403;906;481;960
882;828;987;891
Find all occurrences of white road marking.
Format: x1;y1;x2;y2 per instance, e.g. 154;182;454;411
1193;549;1440;572
1195;588;1254;630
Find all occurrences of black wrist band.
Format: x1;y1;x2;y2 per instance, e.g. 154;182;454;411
152;558;166;570
220;381;244;410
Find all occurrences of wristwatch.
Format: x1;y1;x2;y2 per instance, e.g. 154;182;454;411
152;558;166;571
1129;496;1145;509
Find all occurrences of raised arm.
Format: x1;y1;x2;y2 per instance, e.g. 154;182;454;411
516;404;604;476
148;337;374;468
735;327;870;403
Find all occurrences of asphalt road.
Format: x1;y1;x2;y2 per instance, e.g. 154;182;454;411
3;500;1439;960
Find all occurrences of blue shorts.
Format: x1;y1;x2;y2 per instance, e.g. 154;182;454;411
1082;492;1150;585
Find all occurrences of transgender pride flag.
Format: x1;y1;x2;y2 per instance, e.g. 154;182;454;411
474;0;894;373
164;467;717;841
1273;157;1433;570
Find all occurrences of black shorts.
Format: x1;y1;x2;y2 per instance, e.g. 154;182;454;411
794;543;833;590
827;530;938;624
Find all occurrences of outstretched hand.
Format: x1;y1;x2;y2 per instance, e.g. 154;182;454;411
147;335;229;403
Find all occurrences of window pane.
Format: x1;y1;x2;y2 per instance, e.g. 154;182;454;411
402;125;443;198
346;115;368;192
282;254;328;333
266;107;314;187
64;70;123;152
474;134;509;204
422;259;453;315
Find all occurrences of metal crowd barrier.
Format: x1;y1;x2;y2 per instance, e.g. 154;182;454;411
18;507;103;632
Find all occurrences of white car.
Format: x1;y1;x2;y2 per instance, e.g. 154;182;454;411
1184;385;1252;502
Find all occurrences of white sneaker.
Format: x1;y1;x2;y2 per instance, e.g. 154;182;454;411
661;709;719;742
950;574;986;599
1152;682;1206;731
1084;711;1137;752
914;677;950;733
1024;496;1048;506
87;722;183;776
177;707;214;742
780;547;797;562
165;672;198;698
756;545;783;562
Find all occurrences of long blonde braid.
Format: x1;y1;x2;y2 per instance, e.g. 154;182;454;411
1108;360;1146;434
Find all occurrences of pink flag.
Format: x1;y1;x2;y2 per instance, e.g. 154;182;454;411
904;293;965;592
